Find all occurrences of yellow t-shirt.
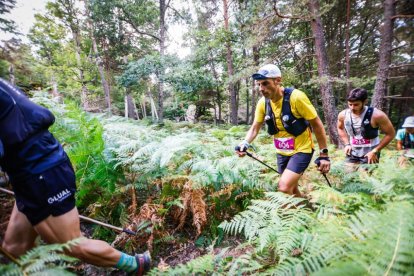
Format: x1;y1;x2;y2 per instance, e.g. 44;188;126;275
254;88;317;156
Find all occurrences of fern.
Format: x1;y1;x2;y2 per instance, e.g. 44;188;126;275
148;254;216;276
0;240;79;275
220;192;313;252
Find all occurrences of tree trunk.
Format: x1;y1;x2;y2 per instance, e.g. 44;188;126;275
125;92;138;120
345;0;351;92
371;0;396;110
308;0;339;146
250;45;260;124
51;74;59;97
85;0;112;113
223;0;238;125
243;49;249;123
158;0;166;124
209;56;222;123
72;29;89;111
8;64;15;85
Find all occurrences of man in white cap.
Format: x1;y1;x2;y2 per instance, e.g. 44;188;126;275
235;64;330;197
395;116;414;163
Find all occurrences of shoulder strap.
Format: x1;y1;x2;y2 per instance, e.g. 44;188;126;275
362;107;374;123
282;88;294;114
265;98;273;119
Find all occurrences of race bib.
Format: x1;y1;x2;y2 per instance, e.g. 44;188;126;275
351;136;371;147
274;137;295;152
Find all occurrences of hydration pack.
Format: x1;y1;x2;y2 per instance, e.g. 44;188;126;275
265;88;309;137
403;132;414;149
0;78;55;147
360;107;378;139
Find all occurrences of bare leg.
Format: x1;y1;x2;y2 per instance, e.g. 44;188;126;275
278;169;302;197
34;207;121;267
2;203;38;257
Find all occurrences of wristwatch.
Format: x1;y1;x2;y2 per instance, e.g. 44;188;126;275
319;148;329;154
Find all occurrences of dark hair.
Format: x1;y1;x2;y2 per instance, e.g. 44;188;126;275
347;88;368;101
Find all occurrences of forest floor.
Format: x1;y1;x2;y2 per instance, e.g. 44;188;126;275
0;185;248;275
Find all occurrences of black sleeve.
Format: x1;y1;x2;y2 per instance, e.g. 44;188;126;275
0;139;3;159
0;79;16;120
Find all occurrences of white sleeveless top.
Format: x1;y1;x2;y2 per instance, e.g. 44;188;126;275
344;106;380;157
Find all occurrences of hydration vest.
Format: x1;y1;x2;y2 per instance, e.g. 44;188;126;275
265;88;309;137
360;107;379;139
403;132;414;149
0;78;55;147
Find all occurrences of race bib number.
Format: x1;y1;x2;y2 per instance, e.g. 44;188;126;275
274;137;295;152
351;136;371;147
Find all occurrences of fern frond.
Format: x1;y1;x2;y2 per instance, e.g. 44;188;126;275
148;254;216;276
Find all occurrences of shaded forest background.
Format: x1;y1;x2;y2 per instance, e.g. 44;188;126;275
1;1;414;275
1;0;413;142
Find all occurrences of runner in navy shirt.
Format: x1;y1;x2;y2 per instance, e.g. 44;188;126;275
0;78;150;275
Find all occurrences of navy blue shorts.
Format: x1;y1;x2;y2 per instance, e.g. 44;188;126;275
12;159;77;226
346;152;381;164
277;152;314;174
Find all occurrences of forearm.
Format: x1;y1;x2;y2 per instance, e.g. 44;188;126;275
337;129;350;145
310;119;328;150
244;123;261;144
374;134;394;152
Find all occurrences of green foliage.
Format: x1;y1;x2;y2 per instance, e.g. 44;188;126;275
118;53;178;87
0;240;79;275
0;0;17;33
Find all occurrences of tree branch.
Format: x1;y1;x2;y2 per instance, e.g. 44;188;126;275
389;63;414;68
272;0;307;20
391;14;414;19
166;3;186;20
119;6;161;42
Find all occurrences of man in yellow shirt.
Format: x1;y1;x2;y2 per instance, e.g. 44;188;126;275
236;64;330;197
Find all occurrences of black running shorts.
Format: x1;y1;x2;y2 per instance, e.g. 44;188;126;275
276;152;314;174
13;159;77;225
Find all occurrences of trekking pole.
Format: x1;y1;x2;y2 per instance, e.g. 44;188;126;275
235;146;280;174
0;187;137;236
313;159;332;187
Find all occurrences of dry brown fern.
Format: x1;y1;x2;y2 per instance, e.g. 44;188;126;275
173;180;207;237
112;202;165;252
209;184;236;199
190;189;207;237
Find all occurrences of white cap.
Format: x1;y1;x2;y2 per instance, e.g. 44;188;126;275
402;116;414;128
252;64;282;80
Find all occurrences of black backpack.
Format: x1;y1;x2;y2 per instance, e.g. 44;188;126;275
403;132;414;149
360;107;379;139
265;88;309;137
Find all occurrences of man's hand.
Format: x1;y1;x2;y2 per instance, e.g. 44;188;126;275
344;144;352;156
364;150;379;164
235;140;250;157
314;157;331;174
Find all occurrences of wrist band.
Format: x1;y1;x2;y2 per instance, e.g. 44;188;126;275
242;140;250;147
317;156;330;161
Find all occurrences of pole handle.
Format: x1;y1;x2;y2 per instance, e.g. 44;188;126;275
235;146;279;174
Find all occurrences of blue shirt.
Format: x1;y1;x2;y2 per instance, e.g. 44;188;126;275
395;129;414;141
0;78;67;181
